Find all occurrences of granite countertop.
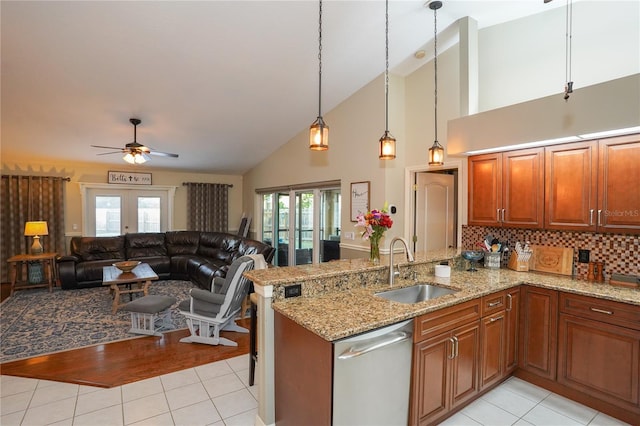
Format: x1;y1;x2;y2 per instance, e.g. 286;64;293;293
260;265;640;342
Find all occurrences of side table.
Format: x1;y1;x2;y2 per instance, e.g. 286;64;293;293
7;252;58;296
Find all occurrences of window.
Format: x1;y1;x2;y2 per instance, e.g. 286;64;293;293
80;183;176;236
259;182;340;266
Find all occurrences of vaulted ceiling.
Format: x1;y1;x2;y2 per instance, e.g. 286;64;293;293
1;1;571;174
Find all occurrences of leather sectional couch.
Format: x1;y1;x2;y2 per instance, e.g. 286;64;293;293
57;231;275;290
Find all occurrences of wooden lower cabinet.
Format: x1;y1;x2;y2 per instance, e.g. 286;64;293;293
519;285;558;380
480;288;521;390
411;300;481;425
558;293;640;412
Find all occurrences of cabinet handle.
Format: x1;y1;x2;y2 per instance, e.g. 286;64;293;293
448;337;456;359
488;300;502;307
502;209;505;222
453;336;459;358
597;209;602;226
497;209;501;222
506;293;513;312
590;307;613;315
489;315;503;322
589;209;594;226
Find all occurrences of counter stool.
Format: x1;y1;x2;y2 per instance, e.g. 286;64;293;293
125;295;176;336
249;292;258;386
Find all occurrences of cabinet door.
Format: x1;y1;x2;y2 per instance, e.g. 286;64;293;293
545;141;598;231
505;288;520;374
598;135;640;234
480;310;505;390
412;334;452;425
468;153;502;226
519;286;558;380
558;314;640;408
502;148;544;228
450;321;481;409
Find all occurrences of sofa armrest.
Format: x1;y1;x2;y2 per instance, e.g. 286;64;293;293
57;255;80;290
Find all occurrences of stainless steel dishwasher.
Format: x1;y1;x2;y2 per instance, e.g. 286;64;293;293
333;319;414;425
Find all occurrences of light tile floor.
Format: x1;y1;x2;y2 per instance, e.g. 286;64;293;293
0;356;632;426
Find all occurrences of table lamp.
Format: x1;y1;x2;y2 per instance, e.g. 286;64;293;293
24;221;48;254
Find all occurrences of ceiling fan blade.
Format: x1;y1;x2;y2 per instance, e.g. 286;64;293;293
149;151;179;158
97;151;123;156
91;144;124;150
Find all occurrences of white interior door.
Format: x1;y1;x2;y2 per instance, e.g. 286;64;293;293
415;172;455;252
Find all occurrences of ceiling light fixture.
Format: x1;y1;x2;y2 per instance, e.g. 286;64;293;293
379;0;396;160
309;0;329;151
563;0;574;100
427;0;444;166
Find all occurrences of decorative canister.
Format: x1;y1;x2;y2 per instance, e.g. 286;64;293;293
485;252;502;269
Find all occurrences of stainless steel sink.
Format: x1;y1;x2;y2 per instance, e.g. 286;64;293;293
375;284;458;304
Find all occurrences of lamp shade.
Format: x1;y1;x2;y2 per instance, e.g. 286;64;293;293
24;221;49;236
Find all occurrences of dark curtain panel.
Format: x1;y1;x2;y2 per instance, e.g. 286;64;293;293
185;183;229;232
1;175;67;282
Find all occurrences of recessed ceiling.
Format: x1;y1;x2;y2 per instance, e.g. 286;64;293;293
1;1;571;174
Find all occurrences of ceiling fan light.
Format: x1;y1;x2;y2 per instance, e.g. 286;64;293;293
379;131;396;160
123;152;135;164
133;152;147;164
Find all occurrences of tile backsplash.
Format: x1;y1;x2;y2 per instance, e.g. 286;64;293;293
462;225;639;280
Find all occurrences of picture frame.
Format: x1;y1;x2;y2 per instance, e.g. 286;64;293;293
350;181;370;222
108;171;152;185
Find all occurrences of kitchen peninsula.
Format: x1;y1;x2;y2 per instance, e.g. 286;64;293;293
244;250;640;426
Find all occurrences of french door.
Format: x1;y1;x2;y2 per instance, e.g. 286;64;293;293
81;184;174;236
261;186;340;266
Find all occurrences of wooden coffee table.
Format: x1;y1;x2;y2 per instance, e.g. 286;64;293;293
102;263;159;314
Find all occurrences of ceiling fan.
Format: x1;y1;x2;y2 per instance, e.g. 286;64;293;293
91;118;179;164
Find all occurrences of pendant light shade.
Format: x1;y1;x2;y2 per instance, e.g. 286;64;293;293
310;0;329;151
427;0;444;166
378;0;396;160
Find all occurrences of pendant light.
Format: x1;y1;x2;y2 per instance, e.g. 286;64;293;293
427;0;444;166
309;0;329;151
378;0;396;160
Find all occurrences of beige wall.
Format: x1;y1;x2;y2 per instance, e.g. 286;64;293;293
1;160;243;246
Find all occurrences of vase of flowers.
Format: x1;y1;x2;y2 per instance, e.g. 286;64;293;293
355;206;393;264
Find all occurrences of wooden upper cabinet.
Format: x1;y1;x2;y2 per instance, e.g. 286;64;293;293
468;148;543;228
545;141;598;231
502;148;544;228
598;135;640;233
468;153;502;226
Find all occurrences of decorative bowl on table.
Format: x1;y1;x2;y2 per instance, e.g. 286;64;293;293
113;261;140;273
461;250;484;272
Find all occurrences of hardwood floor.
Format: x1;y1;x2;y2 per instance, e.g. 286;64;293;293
0;319;251;388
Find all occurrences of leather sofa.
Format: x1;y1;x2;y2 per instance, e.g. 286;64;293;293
57;231;275;290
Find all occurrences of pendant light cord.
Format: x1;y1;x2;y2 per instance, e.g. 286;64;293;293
384;0;389;132
318;0;323;117
433;3;439;142
565;0;572;85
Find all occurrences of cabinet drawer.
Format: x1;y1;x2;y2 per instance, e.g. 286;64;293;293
415;299;481;342
481;291;507;316
559;292;640;331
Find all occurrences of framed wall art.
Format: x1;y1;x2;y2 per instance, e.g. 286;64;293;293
350;181;370;221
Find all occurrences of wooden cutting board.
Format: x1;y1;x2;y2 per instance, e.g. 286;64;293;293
530;245;574;276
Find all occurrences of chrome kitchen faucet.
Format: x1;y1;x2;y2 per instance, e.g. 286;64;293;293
389;237;414;287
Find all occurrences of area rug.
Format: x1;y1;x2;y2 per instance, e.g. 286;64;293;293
0;280;196;363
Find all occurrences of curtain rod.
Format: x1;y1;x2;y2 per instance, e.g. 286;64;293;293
2;175;71;182
182;182;233;188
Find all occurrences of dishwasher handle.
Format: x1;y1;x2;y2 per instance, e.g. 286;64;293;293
337;331;411;360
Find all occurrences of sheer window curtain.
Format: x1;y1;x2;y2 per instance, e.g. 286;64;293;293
1;175;67;283
185;183;230;232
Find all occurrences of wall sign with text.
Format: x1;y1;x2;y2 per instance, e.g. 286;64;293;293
108;171;152;185
350;181;370;221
